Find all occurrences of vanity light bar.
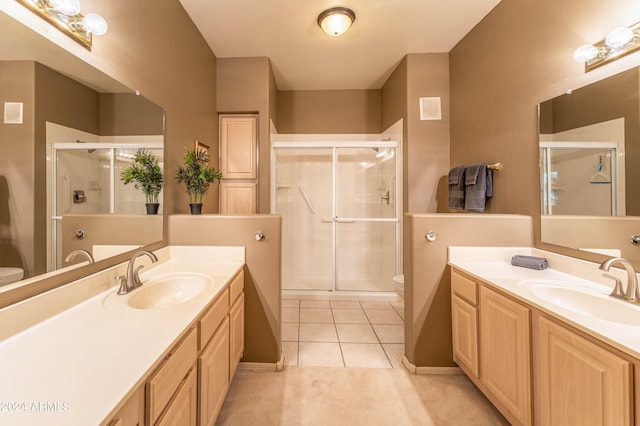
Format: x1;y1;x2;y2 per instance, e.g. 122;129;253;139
574;21;640;72
15;0;108;49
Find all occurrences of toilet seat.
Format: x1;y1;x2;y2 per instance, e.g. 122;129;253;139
392;274;404;299
0;267;24;285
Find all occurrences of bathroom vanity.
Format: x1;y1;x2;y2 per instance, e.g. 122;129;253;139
0;246;245;426
449;247;640;426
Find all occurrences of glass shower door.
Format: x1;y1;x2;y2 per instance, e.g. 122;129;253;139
274;147;334;291
335;147;397;292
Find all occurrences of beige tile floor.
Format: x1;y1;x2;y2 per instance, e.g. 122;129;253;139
282;299;405;368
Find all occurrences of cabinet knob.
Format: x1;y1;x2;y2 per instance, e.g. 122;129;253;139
255;231;265;241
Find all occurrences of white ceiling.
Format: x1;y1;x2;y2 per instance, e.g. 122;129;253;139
179;0;501;91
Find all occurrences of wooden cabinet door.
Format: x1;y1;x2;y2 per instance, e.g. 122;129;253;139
535;316;632;426
219;115;257;179
451;294;479;377
156;367;197;426
199;317;230;426
105;386;144;426
480;286;532;425
219;182;256;214
230;292;245;379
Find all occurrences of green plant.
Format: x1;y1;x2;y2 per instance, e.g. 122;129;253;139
120;149;163;204
175;147;223;204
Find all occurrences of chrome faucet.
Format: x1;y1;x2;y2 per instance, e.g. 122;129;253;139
599;257;639;302
64;249;94;264
117;250;158;295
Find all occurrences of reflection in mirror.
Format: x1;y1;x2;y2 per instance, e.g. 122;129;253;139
0;11;164;288
539;67;640;261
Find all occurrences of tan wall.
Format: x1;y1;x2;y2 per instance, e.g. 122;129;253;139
541;216;640;260
381;54;451;214
449;0;640;225
406;54;450;213
99;93;164;136
35;63;100;276
0;61;101;278
77;0;219;216
168;215;281;364
276;89;382;134
404;214;532;367
217;57;273;213
0;61;35;275
382;57;408;212
62;214;163;265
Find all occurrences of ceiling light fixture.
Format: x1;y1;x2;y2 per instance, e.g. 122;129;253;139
16;0;108;49
574;21;640;71
317;7;355;37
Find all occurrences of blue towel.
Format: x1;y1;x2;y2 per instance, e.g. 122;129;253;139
464;163;493;212
448;166;466;210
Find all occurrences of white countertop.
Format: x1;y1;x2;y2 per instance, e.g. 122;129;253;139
448;247;640;360
0;246;244;425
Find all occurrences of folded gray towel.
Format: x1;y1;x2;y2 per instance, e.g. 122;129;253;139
464;163;493;212
465;164;481;185
448;166;466;210
511;255;548;270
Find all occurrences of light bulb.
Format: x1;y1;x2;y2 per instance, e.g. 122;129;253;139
49;0;81;16
605;27;633;49
573;44;598;62
83;13;108;36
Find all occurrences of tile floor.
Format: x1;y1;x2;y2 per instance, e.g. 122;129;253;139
282;299;405;368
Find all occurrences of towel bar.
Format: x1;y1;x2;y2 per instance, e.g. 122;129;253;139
488;162;503;171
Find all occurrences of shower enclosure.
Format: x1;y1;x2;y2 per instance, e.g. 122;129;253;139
271;141;399;293
540;141;624;216
49;142;163;269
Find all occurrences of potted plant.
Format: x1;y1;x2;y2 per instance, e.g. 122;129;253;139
175;146;223;214
120;149;163;214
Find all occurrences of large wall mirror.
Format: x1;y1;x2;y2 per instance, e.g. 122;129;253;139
539;66;640;261
0;10;164;290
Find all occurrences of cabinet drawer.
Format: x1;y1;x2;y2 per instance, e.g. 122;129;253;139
229;270;244;305
147;328;198;425
451;269;478;305
199;288;229;350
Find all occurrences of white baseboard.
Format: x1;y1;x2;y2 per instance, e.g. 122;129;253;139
402;356;462;375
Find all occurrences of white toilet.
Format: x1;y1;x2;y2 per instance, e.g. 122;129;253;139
0;267;24;286
393;274;404;299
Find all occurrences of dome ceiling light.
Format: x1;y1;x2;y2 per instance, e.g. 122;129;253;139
317;7;356;37
573;21;640;71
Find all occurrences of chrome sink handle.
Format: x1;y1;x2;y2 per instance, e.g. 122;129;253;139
602;273;624;299
599;257;639;302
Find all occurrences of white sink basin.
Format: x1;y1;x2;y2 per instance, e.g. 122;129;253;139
119;272;213;310
518;279;640;326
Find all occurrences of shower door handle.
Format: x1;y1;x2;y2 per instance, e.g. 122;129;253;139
335;218;356;223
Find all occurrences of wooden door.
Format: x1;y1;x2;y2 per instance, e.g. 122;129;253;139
199;317;230;426
451;294;479;377
480;286;532;425
535;315;632;425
